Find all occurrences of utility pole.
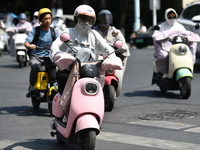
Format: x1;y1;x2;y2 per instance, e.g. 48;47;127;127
101;0;106;9
150;0;160;26
133;0;140;32
152;0;157;25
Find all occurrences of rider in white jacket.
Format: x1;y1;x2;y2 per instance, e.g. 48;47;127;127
50;5;122;95
93;9;130;96
93;9;130;58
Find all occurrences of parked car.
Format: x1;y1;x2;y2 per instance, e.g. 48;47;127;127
177;1;200;62
129;26;155;49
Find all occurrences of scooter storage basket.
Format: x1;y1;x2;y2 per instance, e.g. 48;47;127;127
35;72;48;90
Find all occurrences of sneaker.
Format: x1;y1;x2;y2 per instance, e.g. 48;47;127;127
163;73;168;78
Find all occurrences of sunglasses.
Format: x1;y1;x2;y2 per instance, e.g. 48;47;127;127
168;16;176;19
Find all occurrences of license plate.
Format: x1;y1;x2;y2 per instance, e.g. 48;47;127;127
135;39;144;43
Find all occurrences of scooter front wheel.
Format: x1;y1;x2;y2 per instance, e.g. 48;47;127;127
104;85;116;112
56;132;65;144
78;129;96;150
18;55;25;68
159;86;167;93
31;97;40;109
179;77;191;99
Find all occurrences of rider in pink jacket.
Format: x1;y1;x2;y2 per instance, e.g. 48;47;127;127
152;8;197;74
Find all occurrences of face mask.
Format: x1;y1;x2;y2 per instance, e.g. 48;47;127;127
34;17;38;21
19;19;26;24
166;18;176;26
77;19;92;31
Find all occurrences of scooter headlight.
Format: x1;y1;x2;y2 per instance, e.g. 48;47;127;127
106;68;115;75
178;45;187;55
84;82;99;95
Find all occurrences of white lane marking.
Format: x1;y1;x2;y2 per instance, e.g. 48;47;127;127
98;132;200;150
0;139;31;150
185;126;200;133
13;146;32;150
0;140;13;148
128;120;195;129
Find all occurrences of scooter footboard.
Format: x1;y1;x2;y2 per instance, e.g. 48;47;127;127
75;114;100;135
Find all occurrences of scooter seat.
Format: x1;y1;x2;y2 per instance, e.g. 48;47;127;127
39;66;46;72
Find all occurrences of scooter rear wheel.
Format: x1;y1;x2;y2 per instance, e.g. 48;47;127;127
78;129;96;150
179;77;191;99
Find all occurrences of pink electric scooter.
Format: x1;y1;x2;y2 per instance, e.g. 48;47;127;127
50;32;123;149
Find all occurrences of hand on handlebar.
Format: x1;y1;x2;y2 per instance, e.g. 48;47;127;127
29;44;36;50
53;52;76;71
101;56;124;71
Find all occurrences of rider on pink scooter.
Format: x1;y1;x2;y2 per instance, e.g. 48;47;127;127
50;5;123;121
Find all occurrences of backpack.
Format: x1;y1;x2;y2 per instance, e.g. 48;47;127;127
31;26;56;44
28;26;56;57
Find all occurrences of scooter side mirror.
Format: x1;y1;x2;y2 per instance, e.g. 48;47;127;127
195;24;200;30
192;15;200;23
113;40;123;50
60;32;71;43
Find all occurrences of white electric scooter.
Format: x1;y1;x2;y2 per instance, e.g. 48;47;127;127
14;29;29;68
6;27;29;68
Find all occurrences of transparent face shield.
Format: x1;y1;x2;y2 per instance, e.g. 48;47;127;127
6;14;15;28
78;15;94;26
99;14;112;28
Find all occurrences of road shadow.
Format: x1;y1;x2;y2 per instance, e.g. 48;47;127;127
0;105;51;117
124;90;183;100
0;63;20;69
194;62;200;74
3;138;78;150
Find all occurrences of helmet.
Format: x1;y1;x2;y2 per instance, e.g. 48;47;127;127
74;5;96;25
38;8;52;20
34;11;39;17
18;13;27;20
98;9;113;28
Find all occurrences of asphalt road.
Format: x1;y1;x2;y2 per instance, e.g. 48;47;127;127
1;47;200;150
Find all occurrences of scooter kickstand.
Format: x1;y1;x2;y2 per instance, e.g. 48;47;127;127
50;131;57;137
